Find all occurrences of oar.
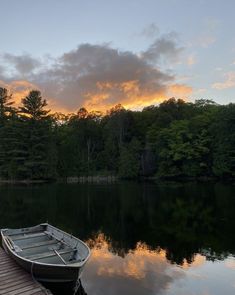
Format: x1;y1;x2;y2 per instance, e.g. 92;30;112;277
53;249;67;265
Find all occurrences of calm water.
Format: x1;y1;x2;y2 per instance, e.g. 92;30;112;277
0;182;235;295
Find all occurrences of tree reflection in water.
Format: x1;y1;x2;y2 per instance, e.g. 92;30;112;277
43;280;87;295
0;182;235;294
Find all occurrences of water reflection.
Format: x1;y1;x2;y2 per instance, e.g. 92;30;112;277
83;233;235;295
84;233;185;295
0;182;235;294
43;280;87;295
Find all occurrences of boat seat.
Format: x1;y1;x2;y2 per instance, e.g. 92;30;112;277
11;232;46;241
25;248;75;261
20;239;60;250
8;229;43;239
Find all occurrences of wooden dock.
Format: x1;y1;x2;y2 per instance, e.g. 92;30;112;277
0;247;52;295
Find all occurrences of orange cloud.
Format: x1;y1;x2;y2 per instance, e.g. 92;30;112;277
0;41;194;113
86;233;171;280
0;80;37;106
47;97;73;114
0;79;71;113
168;84;193;99
89;81;192;111
83;233;214;295
83;93;110;110
181;254;206;269
81;80;168;112
0;78;192;114
86;232;206;282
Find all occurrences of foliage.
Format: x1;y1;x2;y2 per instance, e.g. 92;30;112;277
118;138;141;178
0;90;235;180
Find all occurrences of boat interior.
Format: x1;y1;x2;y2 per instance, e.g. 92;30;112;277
2;224;89;265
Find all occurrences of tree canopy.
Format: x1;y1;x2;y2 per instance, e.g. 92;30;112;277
0;91;235;181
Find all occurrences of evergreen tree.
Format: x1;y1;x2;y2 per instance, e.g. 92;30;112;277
0;87;15;124
20;90;49;120
19;90;55;179
0;88;17;179
1;116;29;180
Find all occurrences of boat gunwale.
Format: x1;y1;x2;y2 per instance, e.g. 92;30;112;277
0;223;91;268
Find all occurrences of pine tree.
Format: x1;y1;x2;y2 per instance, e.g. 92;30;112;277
19;90;55;180
0;87;16;179
20;90;50;120
0;87;15;124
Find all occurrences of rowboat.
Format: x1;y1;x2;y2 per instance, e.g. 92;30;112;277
1;223;91;283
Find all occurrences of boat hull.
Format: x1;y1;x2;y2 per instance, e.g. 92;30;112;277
2;237;84;282
1;224;89;283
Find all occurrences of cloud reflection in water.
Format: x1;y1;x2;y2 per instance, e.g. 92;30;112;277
82;233;185;295
81;233;235;295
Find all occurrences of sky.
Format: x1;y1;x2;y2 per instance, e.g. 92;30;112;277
0;0;235;112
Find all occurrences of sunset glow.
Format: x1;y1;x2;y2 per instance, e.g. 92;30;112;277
1;2;235;295
86;233;206;280
1;0;235;111
5;79;192;113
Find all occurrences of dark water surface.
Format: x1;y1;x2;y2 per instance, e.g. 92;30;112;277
0;182;235;295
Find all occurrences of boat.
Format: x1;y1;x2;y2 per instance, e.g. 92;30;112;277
1;223;91;283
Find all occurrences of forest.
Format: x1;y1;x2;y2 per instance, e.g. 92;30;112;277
0;87;235;181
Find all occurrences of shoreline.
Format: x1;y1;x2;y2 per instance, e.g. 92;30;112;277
0;175;235;185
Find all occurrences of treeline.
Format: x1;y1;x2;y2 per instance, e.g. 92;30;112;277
0;87;235;181
1;182;235;265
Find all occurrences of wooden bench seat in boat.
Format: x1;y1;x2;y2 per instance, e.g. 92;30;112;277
10;231;46;241
21;239;59;250
1;223;91;282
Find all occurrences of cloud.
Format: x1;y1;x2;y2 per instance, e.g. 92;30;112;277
32;43;175;111
0;34;191;112
2;53;41;76
0;80;37;105
182;254;206;269
83;234;185;295
212;72;235;90
0;65;5;75
141;23;159;39
168;84;193;98
142;32;183;64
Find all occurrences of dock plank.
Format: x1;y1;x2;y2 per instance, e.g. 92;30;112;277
0;248;52;295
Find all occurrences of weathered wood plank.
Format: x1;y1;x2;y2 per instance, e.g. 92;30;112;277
0;275;31;288
16;288;44;295
5;284;41;295
0;248;52;295
0;265;20;273
1;281;36;293
0;278;33;291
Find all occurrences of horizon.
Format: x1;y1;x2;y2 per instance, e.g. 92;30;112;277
1;0;235;112
1;88;228;116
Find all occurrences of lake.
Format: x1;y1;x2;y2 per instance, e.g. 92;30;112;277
0;182;235;295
